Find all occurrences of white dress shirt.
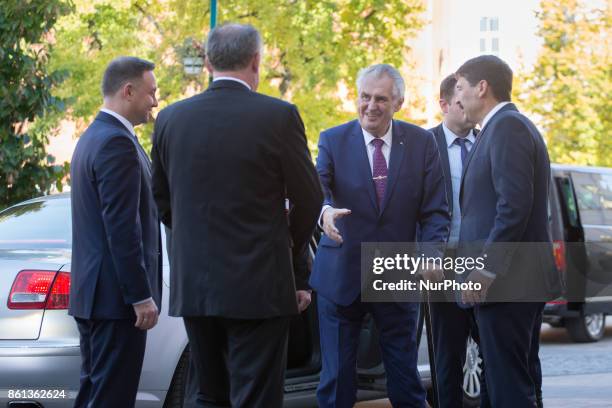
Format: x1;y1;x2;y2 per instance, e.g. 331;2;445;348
213;76;251;90
362;124;392;172
100;108;136;137
481;101;511;129
442;124;476;246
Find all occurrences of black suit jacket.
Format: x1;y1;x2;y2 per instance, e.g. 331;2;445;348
151;80;323;319
69;112;162;319
458;103;561;301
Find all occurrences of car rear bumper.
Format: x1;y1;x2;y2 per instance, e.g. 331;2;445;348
0;342;80;408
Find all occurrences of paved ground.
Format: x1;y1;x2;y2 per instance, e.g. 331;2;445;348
354;320;612;408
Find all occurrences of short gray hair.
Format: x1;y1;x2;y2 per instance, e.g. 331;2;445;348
356;64;405;100
205;23;262;71
102;56;155;96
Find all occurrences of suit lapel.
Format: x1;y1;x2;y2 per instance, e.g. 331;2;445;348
349;122;378;211
432;125;452;204
380;121;406;215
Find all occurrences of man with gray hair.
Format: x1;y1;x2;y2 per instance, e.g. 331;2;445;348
311;64;449;407
151;23;322;407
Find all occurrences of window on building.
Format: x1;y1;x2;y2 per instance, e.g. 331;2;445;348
480;17;500;54
492;38;499;52
490;17;499;31
480;17;488;31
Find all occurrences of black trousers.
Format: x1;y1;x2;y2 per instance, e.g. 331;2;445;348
429;301;488;408
474;302;545;408
183;316;291;408
74;317;147;408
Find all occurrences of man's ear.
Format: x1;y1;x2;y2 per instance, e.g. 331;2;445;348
122;82;134;101
439;98;449;114
394;97;404;113
204;56;213;74
251;52;261;74
477;80;488;99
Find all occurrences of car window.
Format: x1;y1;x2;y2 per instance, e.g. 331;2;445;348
572;172;612;225
556;177;579;228
0;198;71;249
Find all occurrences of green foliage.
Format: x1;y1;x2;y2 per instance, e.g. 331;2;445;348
0;0;73;209
50;0;426;153
515;0;611;166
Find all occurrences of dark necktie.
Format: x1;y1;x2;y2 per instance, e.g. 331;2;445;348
371;138;388;206
454;137;469;171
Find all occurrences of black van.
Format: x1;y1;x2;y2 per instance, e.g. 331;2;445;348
545;165;612;342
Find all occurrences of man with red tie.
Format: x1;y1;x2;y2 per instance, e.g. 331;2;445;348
311;64;450;408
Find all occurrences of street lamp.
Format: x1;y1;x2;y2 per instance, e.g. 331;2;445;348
181;0;217;76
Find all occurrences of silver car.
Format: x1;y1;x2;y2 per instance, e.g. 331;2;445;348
0;194;483;407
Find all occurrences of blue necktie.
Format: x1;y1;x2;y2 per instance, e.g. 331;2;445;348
453;137;469;172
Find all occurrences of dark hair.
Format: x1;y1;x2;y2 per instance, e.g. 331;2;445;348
439;74;457;101
101;56;155;97
455;55;513;102
205;23;261;71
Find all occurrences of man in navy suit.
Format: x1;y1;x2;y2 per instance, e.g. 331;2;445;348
428;74;487;407
311;64;450;408
70;56;162;407
455;55;560;407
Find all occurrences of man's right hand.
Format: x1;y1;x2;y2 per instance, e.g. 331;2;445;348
322;207;351;243
133;299;159;330
419;266;445;283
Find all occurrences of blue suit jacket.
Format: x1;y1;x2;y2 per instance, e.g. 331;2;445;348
69;112;162;319
458;103;561;300
310;120;450;306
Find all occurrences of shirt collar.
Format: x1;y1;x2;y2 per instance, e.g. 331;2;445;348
362;121;393;147
100;108;136;137
481;101;511;129
213;76;251;90
442;123;476;148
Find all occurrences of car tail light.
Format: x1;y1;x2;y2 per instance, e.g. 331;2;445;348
46;272;70;309
552;240;566;272
7;270;70;310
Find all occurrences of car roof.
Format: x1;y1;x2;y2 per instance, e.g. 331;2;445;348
551;164;612;175
3;193;70;210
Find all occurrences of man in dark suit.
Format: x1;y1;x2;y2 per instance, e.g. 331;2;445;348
151;23;322;408
428;74;487;407
70;56;162;407
455;55;560;407
311;64;450;408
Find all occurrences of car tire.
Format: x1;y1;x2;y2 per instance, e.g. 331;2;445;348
462;336;482;407
163;347;190;408
566;313;606;342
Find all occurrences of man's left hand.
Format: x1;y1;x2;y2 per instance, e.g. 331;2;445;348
461;269;495;304
296;290;312;312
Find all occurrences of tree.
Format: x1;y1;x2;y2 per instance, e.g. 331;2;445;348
50;0;427;153
515;0;611;166
0;0;73;209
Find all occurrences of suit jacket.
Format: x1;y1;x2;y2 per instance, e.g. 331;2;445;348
458;103;561;301
69;112;162;319
310;119;450;306
151;80;323;319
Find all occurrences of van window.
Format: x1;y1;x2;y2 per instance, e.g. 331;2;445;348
571;172;612;225
556;177;579;227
